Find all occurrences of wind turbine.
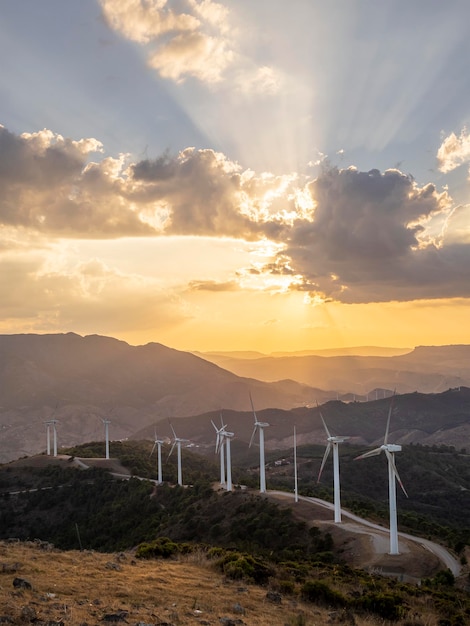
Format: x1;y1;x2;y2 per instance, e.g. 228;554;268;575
44;421;52;456
354;395;408;555
221;427;234;492
150;429;164;484
249;393;270;494
212;418;226;488
45;418;59;457
102;418;111;460
317;412;350;523
168;422;189;486
212;417;234;491
294;425;298;503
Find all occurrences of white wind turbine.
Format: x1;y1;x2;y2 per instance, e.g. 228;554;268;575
150;428;164;484
44;421;52;456
46;418;58;457
223;429;234;491
317;412;350;523
249;393;270;494
354;395;408;555
168;422;189;487
212;418;226;488
102;418;111;460
294;425;298;503
212;417;234;491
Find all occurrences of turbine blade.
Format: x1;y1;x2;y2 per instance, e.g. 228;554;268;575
169;421;177;440
150;442;157;457
320;412;331;439
385;449;408;497
249;425;257;448
317;442;332;483
168;441;176;459
384;390;396;445
211;419;218;432
354;447;383;460
249;392;257;422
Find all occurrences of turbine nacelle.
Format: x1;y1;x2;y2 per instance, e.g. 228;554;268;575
328;436;350;444
383;443;402;453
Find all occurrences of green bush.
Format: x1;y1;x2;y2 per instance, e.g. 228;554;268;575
357;591;405;621
219;551;273;584
300;580;346;608
136;536;179;559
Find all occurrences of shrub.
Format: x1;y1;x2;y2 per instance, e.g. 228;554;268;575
357;591;405;621
219;551;273;584
300;580;347;608
136;537;179;559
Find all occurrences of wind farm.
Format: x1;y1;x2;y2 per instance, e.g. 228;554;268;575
2;0;470;621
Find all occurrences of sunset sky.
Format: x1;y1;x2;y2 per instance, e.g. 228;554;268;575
1;0;470;352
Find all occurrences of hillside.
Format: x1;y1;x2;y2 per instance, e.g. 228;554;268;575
0;332;324;463
132;386;470;454
0;539;464;626
1;451;470;625
0;540;333;626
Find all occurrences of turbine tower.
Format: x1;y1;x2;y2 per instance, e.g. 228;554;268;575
102;418;111;460
221;428;234;491
150;429;164;484
294;425;298;503
168;422;188;487
317;412;350;523
48;419;58;457
212;417;234;491
44;421;52;456
249;393;270;494
354;395;408;555
212;419;226;488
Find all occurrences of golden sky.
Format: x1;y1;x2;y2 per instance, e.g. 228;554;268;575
1;1;470;352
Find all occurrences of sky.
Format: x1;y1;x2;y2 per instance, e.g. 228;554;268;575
1;0;470;353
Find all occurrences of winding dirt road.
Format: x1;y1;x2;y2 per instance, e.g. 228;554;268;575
268;490;461;577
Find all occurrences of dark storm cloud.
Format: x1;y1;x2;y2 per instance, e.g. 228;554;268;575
267;166;469;303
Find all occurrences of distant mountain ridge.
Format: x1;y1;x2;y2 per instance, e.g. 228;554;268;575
197;345;470;395
1;333;470;464
0;332;325;463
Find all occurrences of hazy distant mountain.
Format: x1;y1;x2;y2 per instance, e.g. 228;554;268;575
197;345;470;395
196;346;411;360
0;333;327;463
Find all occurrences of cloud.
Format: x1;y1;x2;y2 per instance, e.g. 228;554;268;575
130;147;283;239
2;123;469;306
0;250;188;335
187;279;239;292
99;0;280;91
0;125;293;240
0;126;155;236
99;0;198;43
263;166;470;303
148;31;233;83
437;128;470;173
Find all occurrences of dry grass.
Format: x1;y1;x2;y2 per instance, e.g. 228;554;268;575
0;540;327;625
0;540;448;625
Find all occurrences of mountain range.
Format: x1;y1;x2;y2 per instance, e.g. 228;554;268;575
196;345;470;395
0;332;469;463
